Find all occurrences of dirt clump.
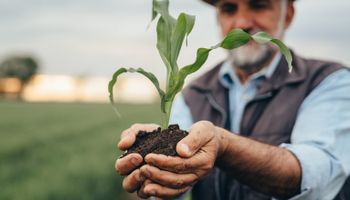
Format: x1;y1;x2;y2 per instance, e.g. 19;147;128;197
121;124;188;158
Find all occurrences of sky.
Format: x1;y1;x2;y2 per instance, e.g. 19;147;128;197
0;0;349;80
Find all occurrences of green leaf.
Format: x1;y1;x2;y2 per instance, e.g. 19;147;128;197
220;29;251;49
152;0;169;18
179;48;211;76
184;14;195;46
153;0;178;88
252;32;293;72
156;17;172;73
108;68;127;104
271;39;293;73
170;13;195;72
151;0;158;21
251;31;273;44
152;0;176;27
108;67;165;105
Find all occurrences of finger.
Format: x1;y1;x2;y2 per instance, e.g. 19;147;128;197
115;153;143;175
145;153;204;174
142;182;191;199
122;169;145;193
176;121;215;157
140;165;198;189
118;123;160;150
137;179;153;199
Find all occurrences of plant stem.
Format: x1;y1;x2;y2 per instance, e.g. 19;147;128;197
164;100;173;128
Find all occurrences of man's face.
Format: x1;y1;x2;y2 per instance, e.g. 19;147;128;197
216;0;293;70
217;0;285;38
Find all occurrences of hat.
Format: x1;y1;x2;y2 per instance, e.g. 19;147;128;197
202;0;296;6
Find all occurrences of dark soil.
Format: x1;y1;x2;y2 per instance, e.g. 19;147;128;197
120;124;188;158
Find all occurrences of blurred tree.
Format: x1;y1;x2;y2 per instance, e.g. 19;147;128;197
0;55;39;99
0;56;39;82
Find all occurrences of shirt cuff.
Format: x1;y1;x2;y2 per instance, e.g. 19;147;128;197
276;143;347;200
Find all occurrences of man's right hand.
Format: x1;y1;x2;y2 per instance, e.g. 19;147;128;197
115;123;160;198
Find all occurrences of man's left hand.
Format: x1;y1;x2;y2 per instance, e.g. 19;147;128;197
137;121;228;198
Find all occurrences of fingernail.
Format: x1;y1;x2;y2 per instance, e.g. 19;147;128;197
179;143;191;155
130;157;139;166
143;168;151;178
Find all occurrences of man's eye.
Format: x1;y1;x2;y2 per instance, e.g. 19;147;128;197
249;0;271;10
218;3;238;15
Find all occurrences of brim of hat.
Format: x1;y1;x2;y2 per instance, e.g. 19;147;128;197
202;0;296;6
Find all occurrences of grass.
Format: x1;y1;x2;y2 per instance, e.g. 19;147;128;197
0;101;163;200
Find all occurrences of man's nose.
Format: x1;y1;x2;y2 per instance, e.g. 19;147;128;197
231;10;254;33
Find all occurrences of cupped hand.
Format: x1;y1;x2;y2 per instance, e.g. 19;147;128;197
138;121;228;199
115;123;160;195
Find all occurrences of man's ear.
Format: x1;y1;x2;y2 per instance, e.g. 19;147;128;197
285;1;295;29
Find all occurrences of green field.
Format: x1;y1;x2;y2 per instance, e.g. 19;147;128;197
0;101;163;200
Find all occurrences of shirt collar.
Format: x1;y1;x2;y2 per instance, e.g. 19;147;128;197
219;53;282;88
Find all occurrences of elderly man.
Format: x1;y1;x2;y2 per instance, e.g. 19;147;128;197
116;0;350;199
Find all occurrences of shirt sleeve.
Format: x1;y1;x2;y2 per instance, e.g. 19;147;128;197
278;68;350;200
169;93;194;131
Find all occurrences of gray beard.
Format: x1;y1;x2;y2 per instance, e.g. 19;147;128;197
228;43;275;74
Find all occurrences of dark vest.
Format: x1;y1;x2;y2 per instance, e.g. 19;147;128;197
182;53;349;200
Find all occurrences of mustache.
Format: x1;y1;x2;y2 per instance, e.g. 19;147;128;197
240;28;262;35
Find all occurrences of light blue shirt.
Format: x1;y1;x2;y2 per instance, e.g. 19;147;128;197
169;55;350;200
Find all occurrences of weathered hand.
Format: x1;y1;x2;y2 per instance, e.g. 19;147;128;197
115;123;160;195
138;121;227;198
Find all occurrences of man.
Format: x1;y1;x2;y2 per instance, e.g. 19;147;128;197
116;0;350;199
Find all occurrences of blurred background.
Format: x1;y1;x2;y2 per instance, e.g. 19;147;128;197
0;0;349;199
